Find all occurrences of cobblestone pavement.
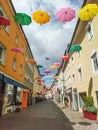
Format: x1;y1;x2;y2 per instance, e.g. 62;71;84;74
54;101;98;130
0;100;98;130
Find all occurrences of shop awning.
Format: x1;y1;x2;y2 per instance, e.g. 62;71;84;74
3;76;27;89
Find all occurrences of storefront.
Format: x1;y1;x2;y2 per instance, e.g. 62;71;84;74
0;73;28;116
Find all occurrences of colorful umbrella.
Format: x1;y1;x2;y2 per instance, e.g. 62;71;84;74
44;69;50;74
37;65;43;68
79;4;98;21
54;62;61;67
0;16;10;26
11;48;22;54
50;65;58;69
27;59;36;63
14;13;32;25
61;56;70;61
70;44;82;52
32;10;50;25
56;7;75;23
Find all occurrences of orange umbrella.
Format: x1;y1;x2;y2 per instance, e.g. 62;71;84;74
27;59;36;63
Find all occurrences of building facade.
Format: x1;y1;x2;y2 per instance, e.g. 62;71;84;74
61;0;98;112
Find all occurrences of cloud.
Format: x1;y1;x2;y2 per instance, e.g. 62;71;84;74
11;0;84;74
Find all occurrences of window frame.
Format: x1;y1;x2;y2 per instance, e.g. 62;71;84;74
86;22;94;42
12;58;17;71
78;67;83;81
0;4;10;33
91;51;98;74
0;42;6;65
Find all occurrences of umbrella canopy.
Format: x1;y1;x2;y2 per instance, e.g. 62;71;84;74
32;10;50;25
0;16;10;26
50;65;58;69
56;7;75;23
37;65;43;68
79;4;98;21
54;62;61;67
11;48;22;54
44;69;50;74
70;44;82;52
14;13;32;25
27;59;36;63
61;56;70;61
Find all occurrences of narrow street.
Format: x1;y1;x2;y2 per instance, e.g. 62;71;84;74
0;100;98;130
0;100;74;130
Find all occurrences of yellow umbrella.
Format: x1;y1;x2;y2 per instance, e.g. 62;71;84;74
32;10;50;25
51;74;55;77
79;4;98;21
50;65;58;69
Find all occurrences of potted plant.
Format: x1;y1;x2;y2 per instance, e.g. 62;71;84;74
83;96;97;120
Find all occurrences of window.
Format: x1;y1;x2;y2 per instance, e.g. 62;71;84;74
12;58;17;70
78;68;83;81
0;42;6;65
71;56;74;64
91;52;98;72
15;34;19;45
96;91;98;105
21;45;24;54
0;5;10;33
87;22;93;41
20;64;22;75
72;74;75;84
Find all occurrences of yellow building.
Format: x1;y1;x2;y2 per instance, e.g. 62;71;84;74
62;0;98;112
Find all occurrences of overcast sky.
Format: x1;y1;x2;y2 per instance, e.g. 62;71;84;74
11;0;84;77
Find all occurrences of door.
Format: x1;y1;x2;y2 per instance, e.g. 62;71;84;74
0;80;5;116
22;90;28;108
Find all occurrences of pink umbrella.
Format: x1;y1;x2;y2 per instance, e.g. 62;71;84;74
56;7;75;23
11;48;23;54
54;62;61;67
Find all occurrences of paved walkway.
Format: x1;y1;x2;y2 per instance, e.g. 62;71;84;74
54;101;98;130
0;100;98;130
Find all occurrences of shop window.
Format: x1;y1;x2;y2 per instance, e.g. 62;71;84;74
91;52;98;73
5;84;13;106
96;91;98;105
0;42;6;65
79;92;86;108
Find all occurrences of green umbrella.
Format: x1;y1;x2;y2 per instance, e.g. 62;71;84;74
70;44;82;52
37;65;43;68
14;13;32;25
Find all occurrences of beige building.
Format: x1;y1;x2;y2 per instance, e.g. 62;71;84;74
61;0;98;112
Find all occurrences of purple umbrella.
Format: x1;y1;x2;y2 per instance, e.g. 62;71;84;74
56;7;75;23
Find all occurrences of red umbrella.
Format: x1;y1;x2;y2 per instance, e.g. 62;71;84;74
56;7;75;23
0;16;10;26
11;48;23;54
44;69;50;75
61;56;70;61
